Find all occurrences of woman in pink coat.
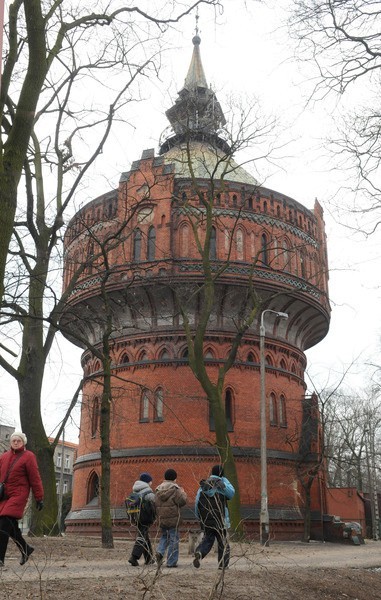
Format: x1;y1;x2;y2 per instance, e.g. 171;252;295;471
0;431;44;567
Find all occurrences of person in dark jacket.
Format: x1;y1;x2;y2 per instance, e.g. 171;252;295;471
155;468;187;568
0;431;44;567
128;472;156;567
193;464;235;570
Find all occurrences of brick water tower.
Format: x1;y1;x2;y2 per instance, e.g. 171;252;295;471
61;33;330;539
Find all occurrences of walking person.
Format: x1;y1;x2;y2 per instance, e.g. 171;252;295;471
193;464;235;570
127;472;156;566
155;468;187;568
0;431;44;567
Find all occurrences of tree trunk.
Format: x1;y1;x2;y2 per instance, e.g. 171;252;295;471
100;356;114;548
18;372;58;535
209;388;243;537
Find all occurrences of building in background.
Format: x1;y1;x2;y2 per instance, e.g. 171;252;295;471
48;438;78;499
0;424;14;453
61;33;331;539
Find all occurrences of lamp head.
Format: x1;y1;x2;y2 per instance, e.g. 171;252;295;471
276;312;288;319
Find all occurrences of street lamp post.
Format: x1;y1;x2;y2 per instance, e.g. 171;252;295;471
259;309;288;546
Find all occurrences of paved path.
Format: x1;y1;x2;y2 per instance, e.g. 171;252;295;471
0;539;380;581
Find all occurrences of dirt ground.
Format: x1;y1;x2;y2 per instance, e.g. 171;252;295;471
0;534;380;600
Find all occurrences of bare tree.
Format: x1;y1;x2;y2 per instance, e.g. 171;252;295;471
0;0;222;535
287;0;381;233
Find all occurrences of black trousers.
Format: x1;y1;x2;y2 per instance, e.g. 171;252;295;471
131;523;153;563
0;516;28;563
195;525;230;568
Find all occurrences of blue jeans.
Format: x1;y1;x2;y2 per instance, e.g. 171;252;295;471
157;527;179;566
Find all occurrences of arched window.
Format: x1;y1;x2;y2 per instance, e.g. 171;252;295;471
280;359;287;371
139;351;148;362
159;348;170;360
233;194;237;207
133;229;142;262
279;394;287;427
225;388;234;431
181;348;189;359
236;229;244;260
210;388;234;432
210;226;217;260
248;197;253;209
300;250;306;278
154;388;164;421
120;353;129;364
87;472;100;503
179;223;190;257
276;205;281;217
204;349;214;359
91;398;100;438
261;233;268;266
282;239;290;271
147;226;156;260
263;201;268;213
247;351;256;363
140;390;150;421
269;393;277;426
265;354;273;367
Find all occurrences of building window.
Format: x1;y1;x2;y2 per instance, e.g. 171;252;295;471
147;226;156;260
261;233;268;266
279;394;287;427
91;398;100;438
269;393;277;426
133;229;142;262
65;454;70;469
154;388;164;421
236;229;243;260
120;353;129;364
56;452;62;468
210;226;217;260
63;480;68;494
247;351;256;363
179;223;190;257
87;472;99;503
140;389;150;422
209;388;234;432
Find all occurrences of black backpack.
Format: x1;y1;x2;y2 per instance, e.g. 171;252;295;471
125;490;156;525
197;477;227;529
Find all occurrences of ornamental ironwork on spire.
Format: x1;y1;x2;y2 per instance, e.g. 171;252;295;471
159;33;229;155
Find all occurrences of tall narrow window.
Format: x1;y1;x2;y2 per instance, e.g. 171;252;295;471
154;388;164;421
91;398;100;438
147;226;156;260
261;233;268;266
269;393;277;425
87;472;100;503
133;229;142;262
180;224;190;257
225;388;234;431
282;239;290;271
140;390;149;421
210;226;217;259
236;229;244;260
279;394;287;427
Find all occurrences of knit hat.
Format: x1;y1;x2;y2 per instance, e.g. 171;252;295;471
140;472;153;483
164;468;177;481
10;431;27;446
211;464;224;477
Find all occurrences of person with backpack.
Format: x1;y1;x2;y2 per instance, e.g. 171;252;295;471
127;472;156;567
192;464;235;570
155;468;187;568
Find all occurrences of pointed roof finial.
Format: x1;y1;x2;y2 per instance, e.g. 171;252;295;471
195;7;199;37
184;10;207;91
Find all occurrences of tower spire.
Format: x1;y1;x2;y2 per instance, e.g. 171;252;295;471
159;25;229;155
